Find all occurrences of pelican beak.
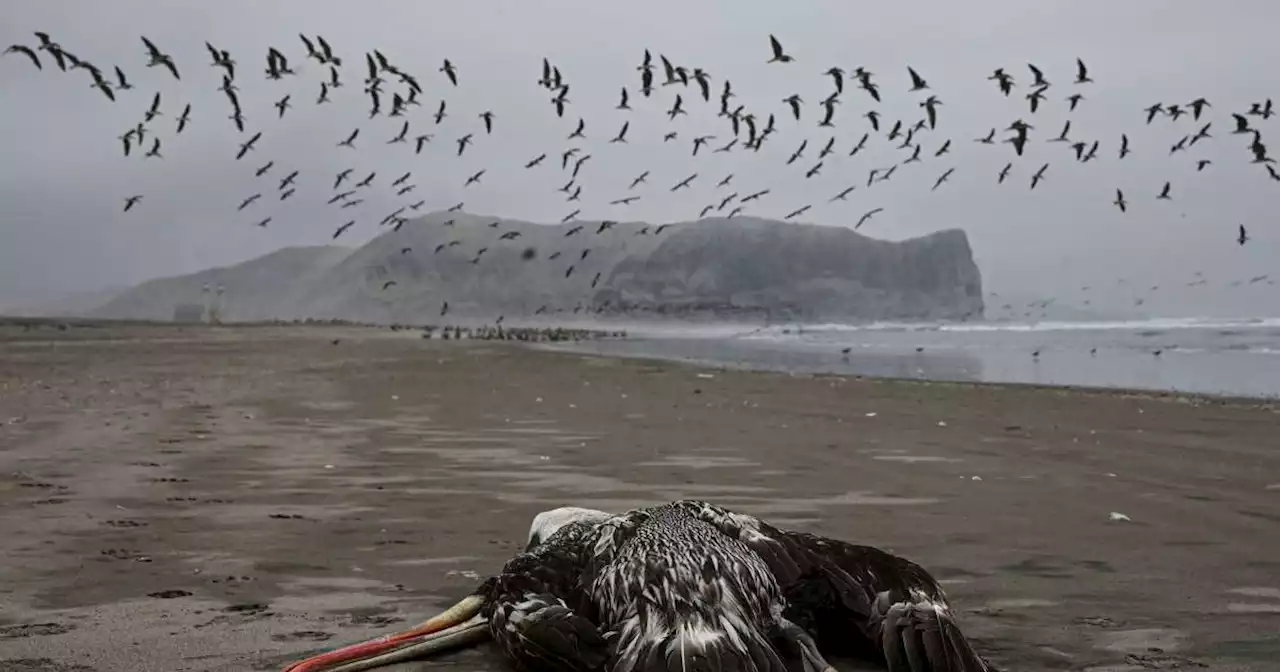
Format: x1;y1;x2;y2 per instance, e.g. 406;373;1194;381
281;593;488;672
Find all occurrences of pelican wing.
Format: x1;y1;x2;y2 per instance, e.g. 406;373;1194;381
673;500;995;672
483;519;609;672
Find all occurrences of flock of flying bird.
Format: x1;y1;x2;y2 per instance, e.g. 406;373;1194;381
5;31;1275;312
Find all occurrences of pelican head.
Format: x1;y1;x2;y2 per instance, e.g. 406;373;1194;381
526;505;612;550
281;506;614;672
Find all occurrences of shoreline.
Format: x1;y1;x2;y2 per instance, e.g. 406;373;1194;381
5;317;1279;404
536;340;1280;408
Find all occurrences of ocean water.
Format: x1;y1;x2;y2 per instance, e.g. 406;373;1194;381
546;317;1280;399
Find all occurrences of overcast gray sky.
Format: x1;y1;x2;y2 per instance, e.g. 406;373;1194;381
2;0;1279;316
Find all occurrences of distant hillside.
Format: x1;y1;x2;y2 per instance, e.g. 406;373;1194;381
89;246;353;322
3;285;127;318
86;213;984;323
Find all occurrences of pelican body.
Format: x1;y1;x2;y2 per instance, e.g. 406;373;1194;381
283;500;994;672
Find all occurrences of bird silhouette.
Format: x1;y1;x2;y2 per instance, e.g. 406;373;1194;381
855;207;884;230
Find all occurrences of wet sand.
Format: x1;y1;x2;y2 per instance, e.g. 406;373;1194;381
1;321;1278;672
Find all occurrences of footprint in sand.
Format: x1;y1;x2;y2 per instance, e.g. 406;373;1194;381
0;658;97;672
0;622;76;639
32;498;68;506
99;548;150;562
349;614;404;627
1074;616;1121;629
146;589;192;599
223;603;269;614
209;575;253;584
272;630;335;642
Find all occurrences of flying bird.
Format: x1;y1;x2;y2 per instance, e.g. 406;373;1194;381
988;68;1014;95
782;204;811;221
235;132;262;160
783;94;802;121
4;44;41;69
1188;97;1210;120
855;207;883;229
610;121;630;144
767;35;793;63
1028;63;1049;87
920;95;942;129
1074;58;1093;84
337;128;359;148
1026;85;1048;113
907;66;929;91
829;186;856;202
123;195;143;212
388;120;410;144
144;92;162;122
439;59;458;85
931;168;955;191
141;36;180;79
1030;163;1049;190
670;173;697;191
1113;189;1127;213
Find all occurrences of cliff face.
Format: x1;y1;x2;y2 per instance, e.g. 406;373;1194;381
86;214;983;323
597;217;983;322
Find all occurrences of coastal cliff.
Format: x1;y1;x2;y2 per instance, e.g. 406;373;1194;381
81;213;983;323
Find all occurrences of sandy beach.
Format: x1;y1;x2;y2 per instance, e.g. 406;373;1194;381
1;321;1278;672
